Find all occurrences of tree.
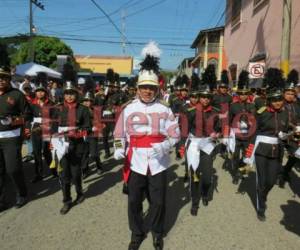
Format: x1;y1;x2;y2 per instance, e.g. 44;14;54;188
287;69;299;84
221;70;229;85
11;36;74;68
202;64;217;90
0;42;10;67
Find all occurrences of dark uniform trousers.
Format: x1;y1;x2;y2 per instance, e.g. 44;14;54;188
82;137;102;172
128;170;167;240
232;139;249;176
60;145;83;204
102;122;114;156
190;150;213;208
255;154;281;211
0;137;27;203
31;130;52;177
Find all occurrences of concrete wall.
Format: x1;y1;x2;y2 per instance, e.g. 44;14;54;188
75;55;133;75
224;0;300;75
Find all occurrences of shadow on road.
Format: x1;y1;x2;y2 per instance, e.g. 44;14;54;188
237;172;257;211
3;161;61;210
164;164;190;236
287;170;300;198
280;200;300;236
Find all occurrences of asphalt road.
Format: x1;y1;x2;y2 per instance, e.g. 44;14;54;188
1;152;300;250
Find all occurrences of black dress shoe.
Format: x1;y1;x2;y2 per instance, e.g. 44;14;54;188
257;210;266;222
96;168;104;175
0;202;8;212
128;235;146;250
190;207;198;216
153;237;163;250
202;197;209;206
60;203;71;215
15;196;27;209
74;194;85;205
31;175;43;183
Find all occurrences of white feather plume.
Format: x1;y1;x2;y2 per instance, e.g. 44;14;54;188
141;41;162;58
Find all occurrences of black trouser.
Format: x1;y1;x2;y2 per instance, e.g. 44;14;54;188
255;154;281;212
102;122;114;155
0;136;27;204
82;137;102;172
232;139;248;177
190;151;213;208
59;150;83;204
31;131;52;177
128;170;167;240
281;155;298;179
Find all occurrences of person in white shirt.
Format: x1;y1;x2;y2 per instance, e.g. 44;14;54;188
114;42;179;250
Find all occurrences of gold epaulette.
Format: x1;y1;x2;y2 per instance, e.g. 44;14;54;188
257;106;266;114
159;99;170;107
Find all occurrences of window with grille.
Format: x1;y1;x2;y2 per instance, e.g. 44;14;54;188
231;0;241;28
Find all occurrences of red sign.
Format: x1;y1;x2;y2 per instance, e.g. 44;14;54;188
249;62;265;79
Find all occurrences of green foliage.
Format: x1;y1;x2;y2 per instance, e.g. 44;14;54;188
11;36;74;68
202;64;217;90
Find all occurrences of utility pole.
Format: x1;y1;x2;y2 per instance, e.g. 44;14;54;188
29;0;44;62
121;10;126;55
280;0;292;78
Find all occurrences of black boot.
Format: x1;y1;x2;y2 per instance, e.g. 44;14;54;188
60;203;71;215
257;209;266;222
15;196;27;209
128;234;146;250
153;237;164;250
190;206;198;216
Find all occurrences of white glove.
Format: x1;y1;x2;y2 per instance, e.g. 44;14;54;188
0;117;12;125
278;131;288;140
114;148;125;160
151;140;171;159
295;148;300;159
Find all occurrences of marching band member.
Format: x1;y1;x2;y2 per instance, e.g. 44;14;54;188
114;42;179;250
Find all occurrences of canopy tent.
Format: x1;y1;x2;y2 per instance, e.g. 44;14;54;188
15;62;62;79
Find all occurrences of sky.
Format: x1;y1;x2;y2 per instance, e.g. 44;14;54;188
0;0;225;70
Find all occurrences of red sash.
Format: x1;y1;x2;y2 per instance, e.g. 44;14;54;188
123;134;166;183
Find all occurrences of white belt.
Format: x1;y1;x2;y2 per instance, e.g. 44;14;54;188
187;135;216;171
244;135;279;165
58;126;77;133
103;110;113;116
33;117;42;124
0;128;21;138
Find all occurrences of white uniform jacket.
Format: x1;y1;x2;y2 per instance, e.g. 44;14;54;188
114;98;180;176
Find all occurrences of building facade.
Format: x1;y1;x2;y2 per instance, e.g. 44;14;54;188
191;26;227;80
224;0;300;83
75;55;133;75
177;57;194;77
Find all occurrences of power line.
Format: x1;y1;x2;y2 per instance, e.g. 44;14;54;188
89;0;136;54
215;9;225;27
